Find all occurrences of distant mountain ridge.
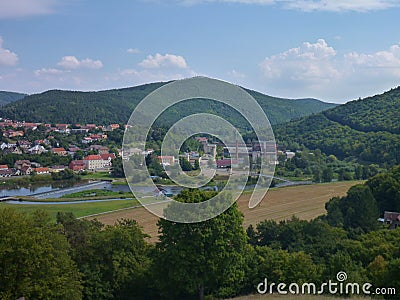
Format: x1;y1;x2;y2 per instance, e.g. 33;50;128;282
0;91;27;106
0;82;337;125
275;86;400;166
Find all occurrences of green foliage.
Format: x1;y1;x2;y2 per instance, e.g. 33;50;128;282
0;152;72;168
179;157;193;171
366;165;400;213
276;149;360;182
247;214;400;296
321;167;333;182
60;189;130;199
326;165;400;233
326;185;379;233
0;83;336;125
275;87;400;167
57;212;152;300
0;208;82;299
252;246;319;284
0;91;26;106
146;153;167;178
111;156;125;177
324;87;400;134
153;189;248;299
51;168;81;181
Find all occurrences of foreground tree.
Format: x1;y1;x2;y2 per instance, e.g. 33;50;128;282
153;190;248;300
0;209;82;299
326;184;379;233
57;213;151;300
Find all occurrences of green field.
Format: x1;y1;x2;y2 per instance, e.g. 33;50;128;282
0;198;139;221
81;172;113;180
60;189;132;199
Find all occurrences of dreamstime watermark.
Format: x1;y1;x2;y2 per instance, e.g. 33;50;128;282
257;271;396;296
122;77;276;223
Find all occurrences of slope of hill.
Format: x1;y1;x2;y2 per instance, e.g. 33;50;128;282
275;87;400;166
0;82;165;125
245;89;337;125
0;91;27;106
0;82;336;125
324;86;400;134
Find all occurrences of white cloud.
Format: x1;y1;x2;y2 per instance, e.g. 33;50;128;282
259;39;400;101
127;48;141;54
170;0;400;11
0;36;18;66
260;39;339;85
34;68;65;76
139;53;188;69
57;56;103;70
117;68;194;81
346;45;400;69
285;0;399;12
0;0;57;19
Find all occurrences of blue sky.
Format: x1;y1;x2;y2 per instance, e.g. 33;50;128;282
0;0;400;103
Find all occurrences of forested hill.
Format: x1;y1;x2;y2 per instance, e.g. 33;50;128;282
244;88;337;125
0;82;165;125
0;82;336;125
324;86;400;134
275;86;400;166
0;91;27;106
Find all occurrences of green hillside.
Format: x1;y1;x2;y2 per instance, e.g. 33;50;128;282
0;82;336;125
324;86;400;134
0;91;27;106
275;87;400;166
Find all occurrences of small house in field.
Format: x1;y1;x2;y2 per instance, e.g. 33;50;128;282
383;211;400;229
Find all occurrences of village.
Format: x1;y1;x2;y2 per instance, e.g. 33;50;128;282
0;118;120;177
0;116;285;180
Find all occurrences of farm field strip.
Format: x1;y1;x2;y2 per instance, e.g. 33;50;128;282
88;181;361;242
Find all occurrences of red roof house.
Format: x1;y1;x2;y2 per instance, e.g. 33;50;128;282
69;160;86;172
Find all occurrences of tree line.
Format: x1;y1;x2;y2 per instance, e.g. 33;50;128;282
1;167;400;299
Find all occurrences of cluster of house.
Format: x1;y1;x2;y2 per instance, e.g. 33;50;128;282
0;160;66;177
0;119;124;151
0;150;117;178
216;140;278;169
0;118;122;133
157;151;201;167
0;118;122;174
124;137;279;170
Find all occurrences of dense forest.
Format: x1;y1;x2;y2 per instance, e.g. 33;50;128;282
275;87;400;167
324;86;400;134
0;91;26;106
0;82;336;125
1;167;400;299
